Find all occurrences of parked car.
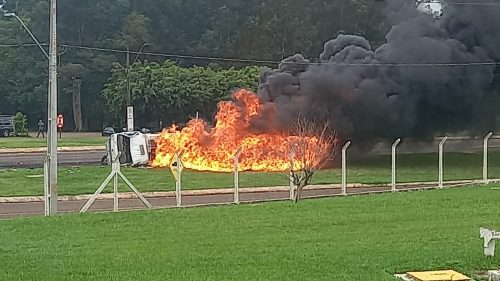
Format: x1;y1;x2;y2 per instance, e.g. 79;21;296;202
102;126;152;136
0;115;15;137
102;127;121;137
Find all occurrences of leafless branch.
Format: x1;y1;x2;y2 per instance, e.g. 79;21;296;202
287;116;337;203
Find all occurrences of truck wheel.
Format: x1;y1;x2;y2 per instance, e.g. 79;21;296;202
100;155;109;166
1;129;9;137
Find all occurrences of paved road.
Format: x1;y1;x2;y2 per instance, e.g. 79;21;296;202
0;183;467;219
3;138;500;169
0;150;105;168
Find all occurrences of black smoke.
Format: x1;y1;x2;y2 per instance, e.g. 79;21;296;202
257;0;500;142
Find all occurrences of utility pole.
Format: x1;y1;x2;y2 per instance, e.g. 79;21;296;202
126;49;131;105
125;43;148;132
2;10;54;215
46;0;58;214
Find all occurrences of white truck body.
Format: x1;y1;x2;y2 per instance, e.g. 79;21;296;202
107;132;150;166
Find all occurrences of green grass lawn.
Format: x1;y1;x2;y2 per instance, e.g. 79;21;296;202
0;136;107;149
0;186;499;280
2;151;500;197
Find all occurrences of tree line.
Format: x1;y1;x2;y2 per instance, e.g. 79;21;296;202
0;0;388;131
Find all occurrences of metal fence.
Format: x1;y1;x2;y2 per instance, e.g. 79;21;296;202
80;132;500;213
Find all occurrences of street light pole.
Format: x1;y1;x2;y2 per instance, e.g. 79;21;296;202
126;49;130;105
126;43;149;105
125;43;148;132
46;0;58;214
3;7;57;215
3;13;49;59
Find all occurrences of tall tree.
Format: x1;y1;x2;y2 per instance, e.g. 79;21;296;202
0;0;391;130
60;63;85;131
102;61;260;127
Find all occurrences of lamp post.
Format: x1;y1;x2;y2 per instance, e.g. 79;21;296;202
125;43;148;131
3;12;49;59
46;0;58;214
3;3;58;215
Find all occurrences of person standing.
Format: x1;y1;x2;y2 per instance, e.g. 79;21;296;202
36;119;45;138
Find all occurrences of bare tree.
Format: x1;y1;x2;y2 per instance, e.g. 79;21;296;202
289;117;337;203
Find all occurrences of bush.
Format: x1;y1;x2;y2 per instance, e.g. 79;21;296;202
13;112;29;137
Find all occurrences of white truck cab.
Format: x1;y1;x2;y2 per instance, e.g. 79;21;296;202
105;132;150;166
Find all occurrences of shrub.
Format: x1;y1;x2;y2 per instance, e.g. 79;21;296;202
13;112;29;137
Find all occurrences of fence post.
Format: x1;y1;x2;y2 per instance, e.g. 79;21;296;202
174;151;184;207
113;170;118;212
43;157;50;216
484;132;493;184
342;141;351;196
438;137;448;189
392;138;401;192
289;148;295;201
234;147;242;204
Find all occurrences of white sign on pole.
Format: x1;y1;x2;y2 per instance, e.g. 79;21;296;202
127;106;134;132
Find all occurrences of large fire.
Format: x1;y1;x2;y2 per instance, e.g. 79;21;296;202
152;89;327;172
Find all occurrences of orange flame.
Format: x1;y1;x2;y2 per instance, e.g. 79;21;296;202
152;89;325;172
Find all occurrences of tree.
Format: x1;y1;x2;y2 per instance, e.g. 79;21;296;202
115;12;152;51
60;63;85;131
13;112;28;136
289;117;337;203
101;60;260;127
0;0;392;131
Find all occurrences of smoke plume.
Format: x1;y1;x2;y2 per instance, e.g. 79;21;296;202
257;0;500;141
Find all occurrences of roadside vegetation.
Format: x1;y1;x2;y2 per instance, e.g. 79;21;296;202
0;186;498;281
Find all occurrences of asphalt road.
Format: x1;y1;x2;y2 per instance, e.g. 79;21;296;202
0;183;466;219
3;138;500;169
0;150;105;168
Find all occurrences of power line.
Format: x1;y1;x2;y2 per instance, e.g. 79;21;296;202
420;1;500;6
2;42;500;67
60;44;500;67
60;44;278;65
434;1;500;6
0;43;48;47
306;61;500;67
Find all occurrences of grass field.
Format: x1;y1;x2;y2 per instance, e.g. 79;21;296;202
1;151;500;197
0;186;499;280
0;135;106;149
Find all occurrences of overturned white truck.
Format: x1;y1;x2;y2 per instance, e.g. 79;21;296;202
102;132;159;166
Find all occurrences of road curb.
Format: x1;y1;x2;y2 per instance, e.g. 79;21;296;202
0;185;346;203
0;180;484;203
0;146;105;154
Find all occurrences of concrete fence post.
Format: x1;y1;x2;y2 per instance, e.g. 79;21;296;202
392;138;401;192
43;157;50;216
484;132;493;184
174;151;184;207
289;148;295;201
234;147;242;204
438;137;448;189
342;141;351;196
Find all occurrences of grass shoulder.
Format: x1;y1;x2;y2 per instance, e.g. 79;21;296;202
0;186;498;280
0;134;107;149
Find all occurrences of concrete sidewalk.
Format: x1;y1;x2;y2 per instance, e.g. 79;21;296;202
0;180;489;219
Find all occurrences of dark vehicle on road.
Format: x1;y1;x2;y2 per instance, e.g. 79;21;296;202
102;126;153;137
102;127;123;137
0;115;14;137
